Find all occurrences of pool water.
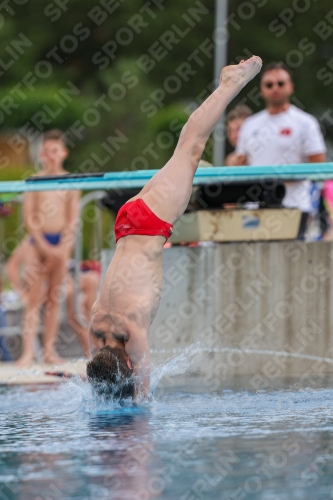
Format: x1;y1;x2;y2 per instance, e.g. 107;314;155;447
1;373;333;500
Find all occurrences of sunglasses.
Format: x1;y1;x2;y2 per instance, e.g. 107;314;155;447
263;81;286;89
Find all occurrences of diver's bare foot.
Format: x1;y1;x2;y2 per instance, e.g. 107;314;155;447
220;56;262;90
15;352;35;368
43;352;65;365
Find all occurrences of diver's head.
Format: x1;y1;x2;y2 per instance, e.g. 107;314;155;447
87;346;134;400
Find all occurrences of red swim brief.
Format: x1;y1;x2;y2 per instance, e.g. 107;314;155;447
114;198;173;242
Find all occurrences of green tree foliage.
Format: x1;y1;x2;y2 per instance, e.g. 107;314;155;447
1;0;333;258
228;0;333;119
0;0;332;172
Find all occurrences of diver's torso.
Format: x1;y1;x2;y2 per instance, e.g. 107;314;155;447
100;234;165;336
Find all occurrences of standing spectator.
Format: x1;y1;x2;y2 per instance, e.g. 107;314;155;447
19;130;80;366
225;105;252;166
236;62;326;239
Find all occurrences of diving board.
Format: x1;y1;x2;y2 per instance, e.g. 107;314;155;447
0;359;87;385
0;163;333;193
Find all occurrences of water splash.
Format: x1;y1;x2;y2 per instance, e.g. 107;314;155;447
150;341;202;391
150;344;333;391
3;343;331;414
17;340;326;405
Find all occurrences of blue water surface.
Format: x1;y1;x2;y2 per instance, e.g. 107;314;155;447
1;377;333;500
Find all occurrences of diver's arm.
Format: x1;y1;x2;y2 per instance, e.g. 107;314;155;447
125;335;151;401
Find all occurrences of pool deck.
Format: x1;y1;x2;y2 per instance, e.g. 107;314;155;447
0;359;88;385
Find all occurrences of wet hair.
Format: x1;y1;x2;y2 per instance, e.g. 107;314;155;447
86;346;134;400
261;62;293;80
226;104;253;124
42;129;67;147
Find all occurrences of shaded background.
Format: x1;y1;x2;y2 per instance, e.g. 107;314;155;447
0;0;333;170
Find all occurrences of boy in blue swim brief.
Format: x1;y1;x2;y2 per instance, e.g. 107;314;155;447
18;129;80;367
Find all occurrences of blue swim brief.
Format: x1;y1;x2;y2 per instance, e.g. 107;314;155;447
30;233;62;245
